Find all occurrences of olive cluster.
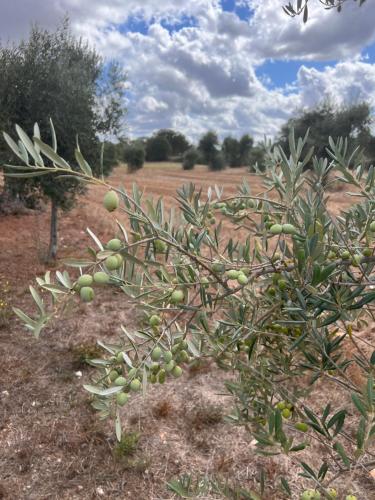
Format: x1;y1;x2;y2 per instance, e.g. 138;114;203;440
74;237;125;303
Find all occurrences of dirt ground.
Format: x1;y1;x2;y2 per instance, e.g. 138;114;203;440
0;164;373;499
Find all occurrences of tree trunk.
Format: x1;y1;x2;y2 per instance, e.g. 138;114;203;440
48;198;58;261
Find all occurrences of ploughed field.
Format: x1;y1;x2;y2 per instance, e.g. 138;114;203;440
0;163;372;499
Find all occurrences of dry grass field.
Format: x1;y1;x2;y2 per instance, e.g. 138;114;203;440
0;163;373;499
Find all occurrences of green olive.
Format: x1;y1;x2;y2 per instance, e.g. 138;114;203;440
103;191;119;212
80;286;94;303
170;290;184;304
77;274;93;287
116;392;129;406
107;238;122;251
282;223;297;235
114;376;127;386
269;224;283;235
93;271;110;285
130;379;141;392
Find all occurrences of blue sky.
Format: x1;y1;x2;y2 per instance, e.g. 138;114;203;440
1;0;375;140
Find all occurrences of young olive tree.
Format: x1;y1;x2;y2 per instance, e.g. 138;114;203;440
6;126;375;500
0;20;127;260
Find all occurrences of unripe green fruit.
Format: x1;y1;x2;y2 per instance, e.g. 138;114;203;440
150;362;160;373
363;247;372;257
115;254;124;266
116;392;129;406
172;366;183;378
278;279;287;291
151;347;162;361
165;360;176;372
149;314;162;327
107;238;122;251
370;221;375;232
158;369;166;384
237;273;248;286
116;352;124;363
328;250;337;260
171;290;184;304
114;376;127;386
201;277;209;288
295;422;309;432
77;274;93;287
179;350;189;363
163;351;173;363
80;286;94;303
276;401;286;410
180;340;188;349
212;262;225;273
282;408;291;419
128;367;137;378
269;224;283;235
352;254;362;267
171;344;180;355
93;271;110;285
341;250;351;259
268;286;276;296
154;239;167;253
150;374;157;384
130;379;141;392
300;490;320;500
226;269;240;280
103;191;119;212
105;255;121;270
282;223;297;235
327;489;337;499
109;370;119;382
265;221;274;229
345;495;357;500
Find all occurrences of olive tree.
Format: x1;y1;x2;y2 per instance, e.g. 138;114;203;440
0;20;126;260
6;126;375;499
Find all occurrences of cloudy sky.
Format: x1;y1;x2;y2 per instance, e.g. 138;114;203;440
2;0;375;141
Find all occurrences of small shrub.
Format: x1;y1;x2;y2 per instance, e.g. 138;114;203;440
124;144;145;173
209;151;225;171
188;403;222;430
113;432;140;459
182;148;199;170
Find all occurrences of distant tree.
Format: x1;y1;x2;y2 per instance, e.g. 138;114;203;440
182;147;199;170
0;19;127;260
124;143;145;173
248;145;266;172
146;135;171;162
198;131;219;165
278;102;375;166
239;134;254;164
209;151;226;171
283;0;367;22
155;129;190;157
222;137;241;167
222;134;254;167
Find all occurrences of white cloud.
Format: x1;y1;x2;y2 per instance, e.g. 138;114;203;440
1;1;375;141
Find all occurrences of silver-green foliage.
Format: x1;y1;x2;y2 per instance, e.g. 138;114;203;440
5;125;375;498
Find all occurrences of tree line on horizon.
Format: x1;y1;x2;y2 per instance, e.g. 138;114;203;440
118;101;375;173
